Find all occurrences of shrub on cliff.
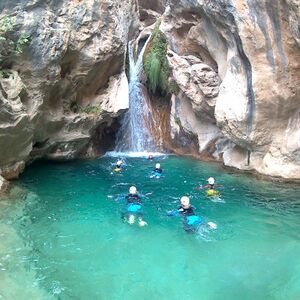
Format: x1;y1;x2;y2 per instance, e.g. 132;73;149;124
143;21;169;95
80;104;102;115
0;16;30;70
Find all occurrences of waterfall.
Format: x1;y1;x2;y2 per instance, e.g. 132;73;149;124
115;37;156;152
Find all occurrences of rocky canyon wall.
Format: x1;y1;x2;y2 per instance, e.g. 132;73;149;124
139;0;300;179
0;0;139;182
0;0;299;183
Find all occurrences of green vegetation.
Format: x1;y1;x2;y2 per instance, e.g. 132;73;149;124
0;16;14;33
0;69;11;78
143;20;169;95
174;116;182;127
0;16;31;66
15;33;31;54
143;21;181;97
168;80;180;95
80;104;102;115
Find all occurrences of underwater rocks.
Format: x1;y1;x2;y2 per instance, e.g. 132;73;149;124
0;0;139;178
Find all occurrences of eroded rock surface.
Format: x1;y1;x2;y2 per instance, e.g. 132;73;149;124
138;0;300;179
0;175;8;193
0;0;139;178
0;0;299;180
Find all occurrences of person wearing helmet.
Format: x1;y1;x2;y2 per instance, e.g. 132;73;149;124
113;159;124;173
124;186;148;227
116;160;123;167
178;196;195;216
126;186;141;204
167;196;202;231
167;196;217;231
207;177;215;187
153;163;162;174
150;163;162;178
196;177;222;190
167;196;195;217
148;154;154;161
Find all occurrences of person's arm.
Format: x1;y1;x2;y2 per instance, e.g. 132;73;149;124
167;206;183;216
194;184;210;190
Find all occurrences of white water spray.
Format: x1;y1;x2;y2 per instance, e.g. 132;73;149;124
115;37;156;152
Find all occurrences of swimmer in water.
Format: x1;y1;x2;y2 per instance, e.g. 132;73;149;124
123;186;148;227
148;154;154;161
150;163;162;178
196;177;222;196
113;159;124;173
167;196;217;231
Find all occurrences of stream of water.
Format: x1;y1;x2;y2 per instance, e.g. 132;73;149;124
1;155;300;299
115;38;155;152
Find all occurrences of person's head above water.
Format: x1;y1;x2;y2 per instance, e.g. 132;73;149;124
148;154;153;160
116;160;122;166
155;163;161;169
129;186;137;195
208;177;215;185
180;196;190;208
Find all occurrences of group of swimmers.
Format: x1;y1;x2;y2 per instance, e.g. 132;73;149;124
112;156;219;231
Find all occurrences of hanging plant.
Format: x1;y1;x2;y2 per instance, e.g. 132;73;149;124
143;20;169;95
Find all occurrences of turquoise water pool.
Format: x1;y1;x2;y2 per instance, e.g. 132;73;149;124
1;155;300;299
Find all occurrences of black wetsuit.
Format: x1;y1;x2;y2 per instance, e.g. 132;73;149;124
123;194;142;219
178;205;195;216
153;168;162;174
125;194;141;204
178;205;199;232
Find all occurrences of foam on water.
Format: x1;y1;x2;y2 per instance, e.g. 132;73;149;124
105;151;167;158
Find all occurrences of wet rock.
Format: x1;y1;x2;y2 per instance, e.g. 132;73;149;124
156;0;300;179
0;175;8;193
0;0;139;176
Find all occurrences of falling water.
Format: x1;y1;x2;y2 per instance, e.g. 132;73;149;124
115;37;156;152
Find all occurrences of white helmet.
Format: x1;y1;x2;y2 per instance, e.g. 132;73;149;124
180;196;190;206
116;160;122;166
129;186;137;194
208;177;215;185
155;163;161;169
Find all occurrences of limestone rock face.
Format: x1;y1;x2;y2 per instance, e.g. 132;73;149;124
141;0;300;179
167;50;223;155
1;0;299;180
138;0;167;27
0;175;8;193
0;71;32;173
0;0;139;178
